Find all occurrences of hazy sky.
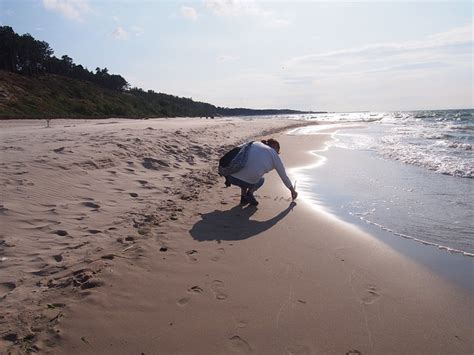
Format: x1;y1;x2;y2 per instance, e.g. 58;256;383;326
1;0;472;111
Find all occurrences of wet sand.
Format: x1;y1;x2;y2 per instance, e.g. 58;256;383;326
0;118;472;354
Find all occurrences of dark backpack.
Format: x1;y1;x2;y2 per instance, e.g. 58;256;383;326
218;141;253;186
219;146;241;169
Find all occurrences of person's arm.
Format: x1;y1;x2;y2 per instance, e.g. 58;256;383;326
272;151;298;199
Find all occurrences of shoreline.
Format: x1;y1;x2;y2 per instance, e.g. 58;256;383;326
1;118;472;354
287;124;474;293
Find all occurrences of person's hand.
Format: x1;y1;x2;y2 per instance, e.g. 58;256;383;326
291;189;298;200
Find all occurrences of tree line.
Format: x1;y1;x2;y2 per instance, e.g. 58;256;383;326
0;26;129;91
0;26;315;118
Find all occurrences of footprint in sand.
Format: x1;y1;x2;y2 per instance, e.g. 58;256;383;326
346;350;362;355
177;297;190;307
129;192;139;198
185;250;198;263
211;280;228;301
362;285;380;304
211;248;226;262
177;286;204;307
228;335;252;354
188;286;204;294
235;320;247;329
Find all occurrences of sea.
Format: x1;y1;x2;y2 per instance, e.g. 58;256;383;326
267;109;473;290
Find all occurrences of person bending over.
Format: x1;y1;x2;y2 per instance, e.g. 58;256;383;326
228;138;298;206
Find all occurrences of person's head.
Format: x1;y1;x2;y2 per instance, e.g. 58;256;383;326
261;138;280;154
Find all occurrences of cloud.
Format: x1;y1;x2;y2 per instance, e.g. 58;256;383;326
42;0;91;21
181;6;198;21
204;0;289;28
110;25;143;40
428;24;473;45
284;24;473;78
205;0;260;17
111;26;129;40
275;24;473;110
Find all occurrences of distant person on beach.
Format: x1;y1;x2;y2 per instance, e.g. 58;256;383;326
227;138;298;206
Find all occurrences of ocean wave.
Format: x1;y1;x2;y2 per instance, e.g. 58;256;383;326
380;147;473;178
376;113;473;178
306;112;385;123
434;140;472;150
380;110;473;124
330;130;474;178
292;109;474;178
449;124;474;131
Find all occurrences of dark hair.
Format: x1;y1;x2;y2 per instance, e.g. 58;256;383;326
261;138;280;153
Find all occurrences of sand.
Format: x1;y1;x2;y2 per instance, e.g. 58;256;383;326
0;117;472;354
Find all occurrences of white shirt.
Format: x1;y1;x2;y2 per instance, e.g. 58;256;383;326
231;141;293;190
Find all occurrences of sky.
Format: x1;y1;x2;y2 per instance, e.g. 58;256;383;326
1;0;473;112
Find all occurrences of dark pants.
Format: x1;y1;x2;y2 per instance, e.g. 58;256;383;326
227;176;265;193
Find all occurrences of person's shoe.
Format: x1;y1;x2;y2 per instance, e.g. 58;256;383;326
246;193;259;206
240;195;249;205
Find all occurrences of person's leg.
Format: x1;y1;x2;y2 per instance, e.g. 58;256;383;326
248;177;264;194
240;186;249;205
227;176;252;205
246;177;264;206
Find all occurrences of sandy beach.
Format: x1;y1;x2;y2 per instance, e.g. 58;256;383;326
1;117;472;354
